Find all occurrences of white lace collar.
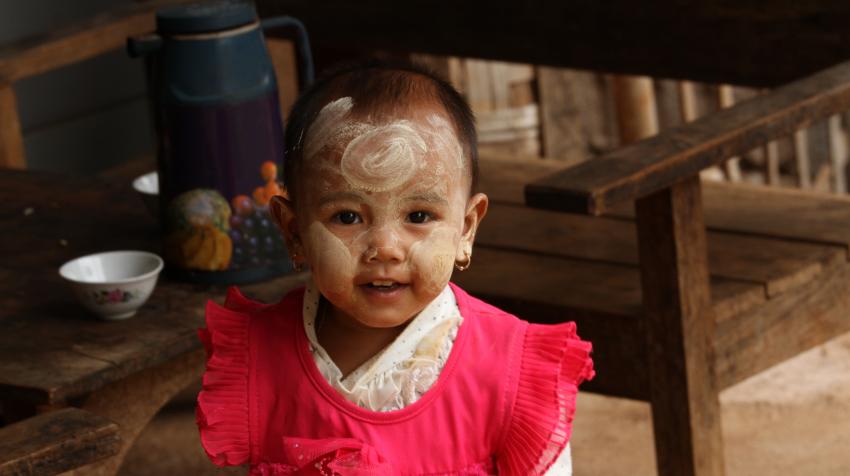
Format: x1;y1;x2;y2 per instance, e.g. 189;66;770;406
302;278;462;411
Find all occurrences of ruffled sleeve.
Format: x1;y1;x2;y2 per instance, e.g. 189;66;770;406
196;287;255;466
498;322;595;475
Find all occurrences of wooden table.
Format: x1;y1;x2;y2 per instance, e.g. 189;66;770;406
0;168;306;475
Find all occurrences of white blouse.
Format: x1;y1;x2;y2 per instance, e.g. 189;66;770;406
302;279;572;475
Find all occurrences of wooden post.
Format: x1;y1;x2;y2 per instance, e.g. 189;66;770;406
828;114;848;193
793;129;812;189
716;85;742;181
0;84;25;169
764;140;781;186
266;38;299;121
612;75;659;142
635;175;725;476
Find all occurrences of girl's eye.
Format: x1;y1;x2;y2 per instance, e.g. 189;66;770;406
333;211;361;225
408;211;431;224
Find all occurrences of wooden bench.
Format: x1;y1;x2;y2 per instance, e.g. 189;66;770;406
0;408;120;476
457;155;850;401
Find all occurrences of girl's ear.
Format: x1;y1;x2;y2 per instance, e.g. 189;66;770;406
269;195;304;263
456;192;489;263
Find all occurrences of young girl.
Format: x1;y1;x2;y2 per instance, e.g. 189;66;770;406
196;60;594;475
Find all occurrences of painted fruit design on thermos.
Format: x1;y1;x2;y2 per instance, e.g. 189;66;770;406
165;161;287;271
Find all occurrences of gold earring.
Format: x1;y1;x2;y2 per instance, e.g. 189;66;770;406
290;252;304;272
454;252;471;271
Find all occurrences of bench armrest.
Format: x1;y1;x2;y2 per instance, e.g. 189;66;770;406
525;60;850;216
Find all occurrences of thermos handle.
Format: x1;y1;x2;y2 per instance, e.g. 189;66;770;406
261;16;315;90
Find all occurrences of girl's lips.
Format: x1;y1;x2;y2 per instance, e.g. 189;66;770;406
359;283;409;300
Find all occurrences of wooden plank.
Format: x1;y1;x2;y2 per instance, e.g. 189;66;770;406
537;67;617;162
0;408;120;476
0;1;176;83
478;203;843;298
477;154;574;204
716;260;850;389
635;176;725;476
0;83;25;169
608;181;850;256
525;61;850;216
257;0;850;88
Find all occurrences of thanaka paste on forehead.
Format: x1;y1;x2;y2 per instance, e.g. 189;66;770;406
340;121;427;192
304;97;354;161
304;98;467;194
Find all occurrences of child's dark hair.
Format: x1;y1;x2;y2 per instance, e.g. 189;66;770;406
282;58;478;200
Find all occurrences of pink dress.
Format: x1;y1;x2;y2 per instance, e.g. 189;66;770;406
197;282;594;475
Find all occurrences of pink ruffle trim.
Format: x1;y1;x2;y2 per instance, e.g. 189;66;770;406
498;322;594;475
196;287;258;466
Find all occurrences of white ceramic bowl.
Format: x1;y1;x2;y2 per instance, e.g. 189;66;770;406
59;251;163;320
132;171;159;217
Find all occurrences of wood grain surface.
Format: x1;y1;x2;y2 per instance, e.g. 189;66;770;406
635;177;724;476
0;408;120;476
0;169;306;406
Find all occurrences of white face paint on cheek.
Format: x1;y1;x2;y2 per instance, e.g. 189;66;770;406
408;226;460;295
304;221;357;301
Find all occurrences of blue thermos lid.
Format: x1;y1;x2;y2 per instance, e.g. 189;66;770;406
155;1;257;35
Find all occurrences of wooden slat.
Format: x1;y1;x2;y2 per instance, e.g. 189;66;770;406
478;203;844;298
716;260;850;389
607;180;850;256
257;0;850;88
0;83;25;169
0;408;120;475
525;60;850;216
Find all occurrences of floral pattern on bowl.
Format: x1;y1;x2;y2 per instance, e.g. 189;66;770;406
92;288;138;305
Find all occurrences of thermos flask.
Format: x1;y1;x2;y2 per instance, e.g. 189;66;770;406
128;1;313;284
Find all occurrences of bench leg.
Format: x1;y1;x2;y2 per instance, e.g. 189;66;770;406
62;348;205;476
635;176;725;476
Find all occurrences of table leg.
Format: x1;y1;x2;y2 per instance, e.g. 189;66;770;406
62;348;205;476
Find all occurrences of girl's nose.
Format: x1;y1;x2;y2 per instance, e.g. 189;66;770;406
363;225;405;264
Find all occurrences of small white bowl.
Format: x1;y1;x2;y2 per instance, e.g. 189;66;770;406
59;251;163;320
132;171;159;217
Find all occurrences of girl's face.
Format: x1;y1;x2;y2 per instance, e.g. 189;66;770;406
272;97;488;329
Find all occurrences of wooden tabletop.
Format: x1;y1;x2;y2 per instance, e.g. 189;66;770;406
0;168;305;406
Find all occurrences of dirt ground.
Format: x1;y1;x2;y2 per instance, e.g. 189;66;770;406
119;331;850;475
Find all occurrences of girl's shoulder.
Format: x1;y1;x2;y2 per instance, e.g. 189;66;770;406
196;285;304;467
449;282;595;475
